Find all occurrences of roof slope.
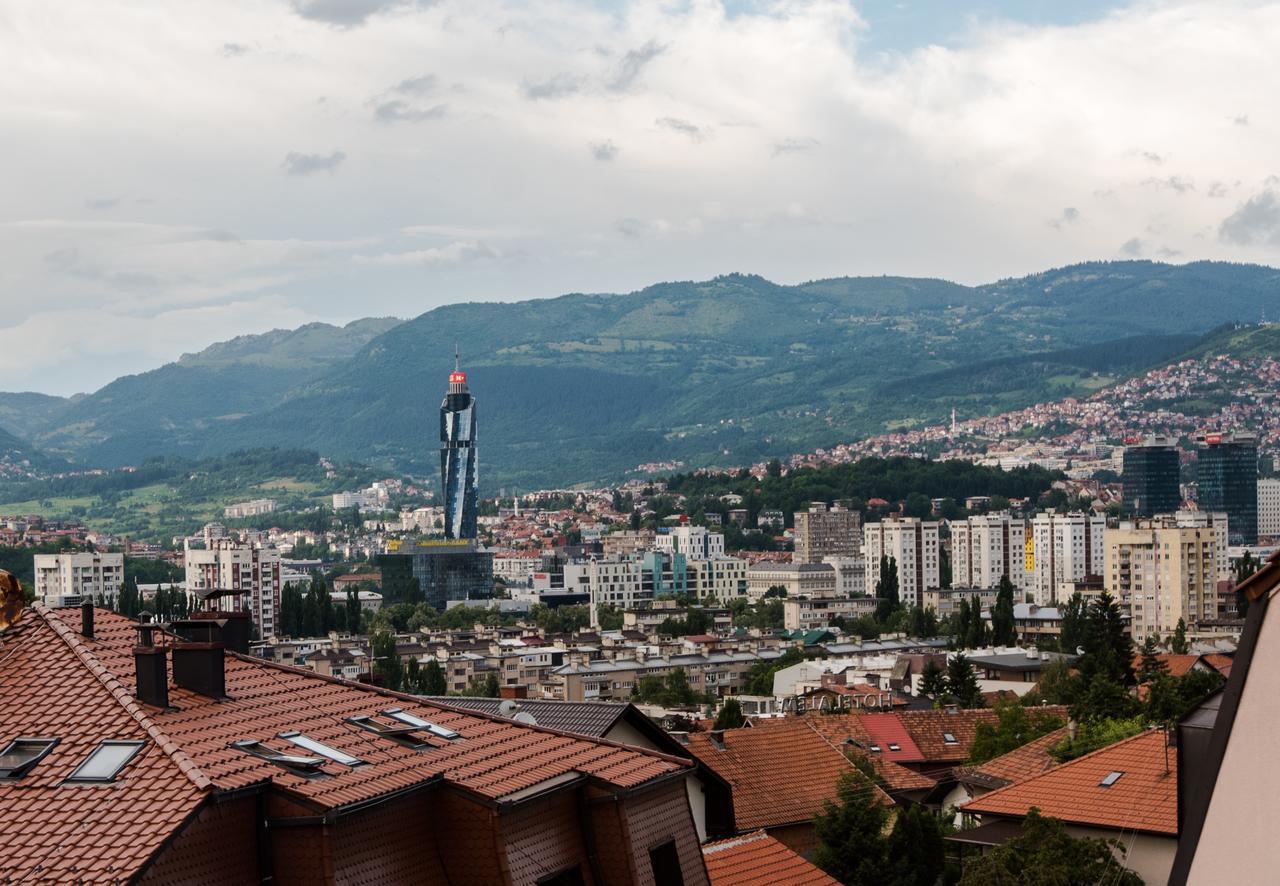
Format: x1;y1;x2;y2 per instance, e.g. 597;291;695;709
421;696;627;737
685;719;889;831
957;726;1069;789
803;713;937;792
702;831;839;886
0;613;207;883
964;729;1177;835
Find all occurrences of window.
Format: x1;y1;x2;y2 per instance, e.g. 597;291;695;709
278;732;363;767
382;708;461;740
1100;771;1124;787
66;740;144;783
232;739;327;773
648;840;684;886
888;743;901;752
943;732;958;744
0;737;58;779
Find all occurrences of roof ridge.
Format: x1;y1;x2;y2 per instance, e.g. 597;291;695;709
230;651;695;769
702;830;770;854
966;727;1165;811
36;604;214;791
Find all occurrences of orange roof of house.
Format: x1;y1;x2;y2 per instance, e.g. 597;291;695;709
895;708;1002;763
803;712;937;792
1132;652;1203;679
686;719;890;831
964;729;1177;835
1202;653;1233;677
957;726;1069;789
703;831;840;886
0;606;693;881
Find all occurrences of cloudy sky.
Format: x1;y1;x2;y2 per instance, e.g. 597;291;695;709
3;0;1279;395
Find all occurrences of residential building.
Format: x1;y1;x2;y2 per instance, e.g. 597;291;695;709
862;517;941;607
702;831;840;886
551;648;784;702
1197;431;1258;544
222;498;277;519
440;354;478;540
823;555;867;597
1174;509;1232;581
656;525;726;559
757;509;785;531
1258;478;1280;538
688;557;749;601
783;596;879;631
603;529;656;557
746;562;837;600
378;539;493;610
33;551;124;608
921;586;999;618
950;513;1029;593
793;502;862;564
1029;510;1105;605
184;538;281;638
1105;518;1219;639
1122;436;1182;516
0;603;710;884
332;490;367;509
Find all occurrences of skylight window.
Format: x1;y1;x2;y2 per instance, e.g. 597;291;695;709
1099;771;1124;787
943;732;958;744
888;743;901;752
278;732;363;767
65;740;144;783
382;708;460;740
0;737;58;779
869;744;881;752
231;740;326;773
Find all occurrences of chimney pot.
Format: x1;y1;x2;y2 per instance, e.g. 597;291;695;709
80;600;94;639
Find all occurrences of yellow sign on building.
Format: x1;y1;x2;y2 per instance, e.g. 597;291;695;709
1024;536;1036;572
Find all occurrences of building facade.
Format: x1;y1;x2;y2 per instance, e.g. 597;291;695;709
862;517;941;607
1122;436;1182;516
1106;518;1219;639
1258;478;1280;539
184;539;281;638
379;539;494;610
33;551;124;608
655;525;725;559
440;357;478;540
746;562;837;600
793;502;862;564
950;513;1029;594
1197;432;1258;544
1029;510;1106;605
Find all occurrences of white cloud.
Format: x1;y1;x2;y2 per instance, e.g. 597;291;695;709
1;0;1279;392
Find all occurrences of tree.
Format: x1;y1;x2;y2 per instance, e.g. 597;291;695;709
883;805;947;886
421;658;447;695
634;674;667;703
1235;549;1259;618
763;584;788;599
874;556;900;624
371;630;403;692
1146;668;1225;726
958;808;1142;886
813;770;891;885
969;698;1065;764
946;653;984;708
481;672;500;698
743;646;805;696
1078;592;1134;687
918;660;946;698
346;589;361;635
712;698;746;730
1170;617;1190;655
991;575;1017;646
903;492;933;520
596;604;624;631
663;668;696;707
1058;592;1088;654
1137;634;1168;683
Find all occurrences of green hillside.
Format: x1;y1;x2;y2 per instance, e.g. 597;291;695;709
2;261;1278;489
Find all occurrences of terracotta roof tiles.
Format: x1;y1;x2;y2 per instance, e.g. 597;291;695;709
702;831;839;886
956;726;1069;789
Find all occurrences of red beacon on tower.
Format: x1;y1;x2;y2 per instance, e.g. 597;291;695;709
449;371;467;384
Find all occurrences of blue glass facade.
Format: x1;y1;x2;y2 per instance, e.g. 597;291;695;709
440;365;478;540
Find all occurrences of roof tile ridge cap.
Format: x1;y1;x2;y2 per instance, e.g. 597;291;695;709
964;727;1164;811
230;651;695;769
36;604;214;792
702;830;769;853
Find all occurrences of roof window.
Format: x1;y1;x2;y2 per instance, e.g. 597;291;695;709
231;739;326;773
943;732;958;744
0;737;58;779
278;732;363;767
382;708;460;740
65;740;144;783
888;743;901;752
1099;770;1124;787
869;744;881;752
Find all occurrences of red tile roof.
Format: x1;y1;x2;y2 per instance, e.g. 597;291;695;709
957;726;1069;789
702;831;839;886
1202;653;1233;677
1132;652;1203;679
685;719;890;831
802;713;937;792
857;713;925;762
964;729;1177;835
1;606;695;881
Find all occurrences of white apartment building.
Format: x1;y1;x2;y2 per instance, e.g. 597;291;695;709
782;596;879;632
1174;510;1232;581
1029;511;1106;605
746;562;837;600
862;517;941;607
34;552;124;608
332;491;366;510
1259;479;1280;538
1106;519;1219;639
950;513;1030;594
223;498;277;519
654;525;725;559
823;555;867;597
185;539;282;639
687;557;749;601
492;554;540;585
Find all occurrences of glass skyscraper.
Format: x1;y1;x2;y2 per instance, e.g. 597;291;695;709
440;355;478;540
1122;436;1181;516
1197;432;1258;544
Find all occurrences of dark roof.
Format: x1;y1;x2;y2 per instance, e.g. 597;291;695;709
420;697;628;737
965;652;1076;672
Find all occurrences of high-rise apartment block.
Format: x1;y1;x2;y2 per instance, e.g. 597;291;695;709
33;552;124;608
1122;436;1181;516
1197;432;1258;544
1258;478;1280;539
862;517;940;607
794;502;862;564
184;538;281;638
1174;509;1231;581
440;355;478;540
1029;511;1106;605
1106;518;1219;639
950;512;1030;594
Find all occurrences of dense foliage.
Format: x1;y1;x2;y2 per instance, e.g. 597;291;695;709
957;808;1142;885
969;699;1066;764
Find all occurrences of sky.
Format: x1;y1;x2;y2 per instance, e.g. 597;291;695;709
2;0;1279;395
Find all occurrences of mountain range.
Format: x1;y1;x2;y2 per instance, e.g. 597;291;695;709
4;260;1280;489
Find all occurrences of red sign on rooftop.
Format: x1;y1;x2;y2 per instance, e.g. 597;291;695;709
449;371;467;384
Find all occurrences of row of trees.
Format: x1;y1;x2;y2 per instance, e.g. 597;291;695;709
278;577;364;638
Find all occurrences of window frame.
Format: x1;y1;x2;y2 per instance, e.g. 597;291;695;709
277;731;363;767
64;740;145;784
0;736;59;779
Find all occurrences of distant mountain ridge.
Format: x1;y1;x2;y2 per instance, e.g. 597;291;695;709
1;261;1278;488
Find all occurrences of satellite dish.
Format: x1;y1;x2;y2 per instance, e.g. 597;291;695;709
513;711;538;726
498;699;520;717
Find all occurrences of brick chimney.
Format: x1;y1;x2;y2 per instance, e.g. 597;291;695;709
499;685;528;700
133;614;169;709
169;617;227;698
